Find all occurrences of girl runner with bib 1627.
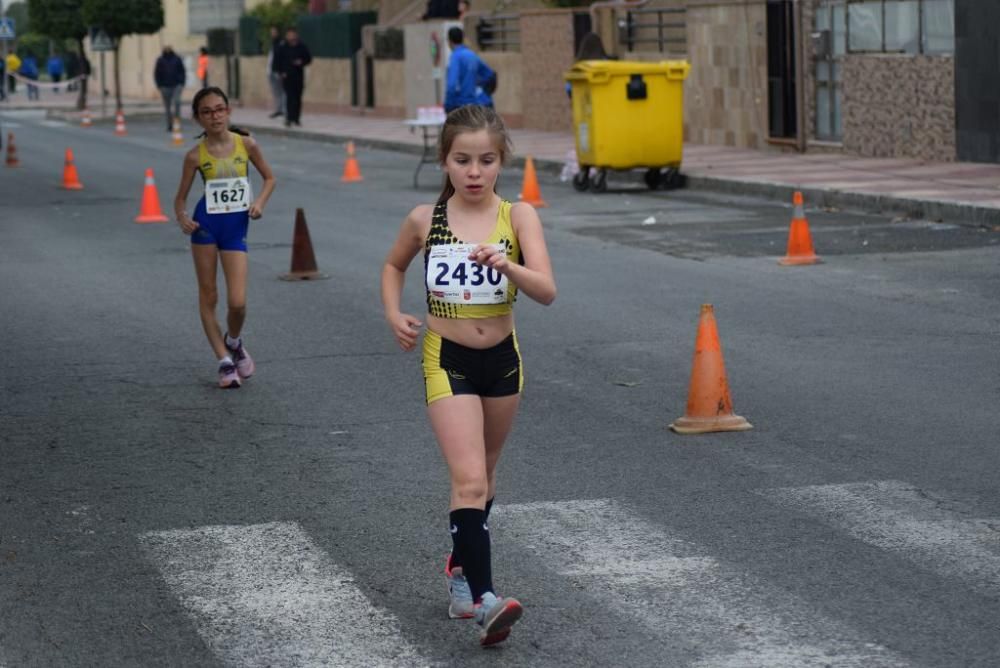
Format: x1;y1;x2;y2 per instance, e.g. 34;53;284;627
173;87;276;388
381;104;556;647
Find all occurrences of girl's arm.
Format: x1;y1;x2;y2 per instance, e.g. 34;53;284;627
245;136;276;219
173;149;201;234
381;205;431;351
469;202;556;305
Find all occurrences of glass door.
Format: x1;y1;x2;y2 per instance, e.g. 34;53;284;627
814;0;845;141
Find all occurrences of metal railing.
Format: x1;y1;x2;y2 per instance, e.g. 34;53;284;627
476;14;520;52
618;7;686;54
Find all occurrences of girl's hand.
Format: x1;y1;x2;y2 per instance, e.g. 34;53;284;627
177;213;199;235
468;243;508;274
388;312;423;351
249;201;264;219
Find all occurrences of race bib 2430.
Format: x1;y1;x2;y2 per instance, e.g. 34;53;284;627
426;244;508;304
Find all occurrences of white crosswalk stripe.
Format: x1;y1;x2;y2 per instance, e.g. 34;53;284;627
498;499;910;668
761;479;1000;595
140;522;430;668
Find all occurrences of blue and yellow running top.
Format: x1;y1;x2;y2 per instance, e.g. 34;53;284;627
197;132;250;182
424;199;522;319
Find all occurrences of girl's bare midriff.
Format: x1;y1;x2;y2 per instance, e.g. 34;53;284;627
427;313;514;349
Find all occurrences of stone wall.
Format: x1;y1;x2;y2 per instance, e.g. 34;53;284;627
238;56;355;111
373;60;405;116
480;51;523;128
842;55;955;161
684;0;769;148
518;10;577;132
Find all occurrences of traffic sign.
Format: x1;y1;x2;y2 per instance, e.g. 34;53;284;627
0;18;16;40
90;27;114;51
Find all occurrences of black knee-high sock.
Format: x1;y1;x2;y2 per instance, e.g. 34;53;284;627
450;497;494;570
449;507;494;601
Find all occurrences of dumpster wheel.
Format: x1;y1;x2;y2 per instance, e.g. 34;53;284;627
644;167;682;190
572;168;590;192
589;169;608;193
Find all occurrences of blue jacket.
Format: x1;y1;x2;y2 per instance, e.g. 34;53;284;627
444;45;494;111
20;56;39;79
47;55;64;77
154;52;186;88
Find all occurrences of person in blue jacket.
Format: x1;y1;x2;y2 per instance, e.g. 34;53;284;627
47;54;64;93
20;54;40;100
443;27;495;113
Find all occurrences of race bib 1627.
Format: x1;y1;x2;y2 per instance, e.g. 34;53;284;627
205;177;251;214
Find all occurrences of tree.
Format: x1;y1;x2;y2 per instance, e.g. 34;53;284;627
27;0;90;109
81;0;163;110
247;0;307;49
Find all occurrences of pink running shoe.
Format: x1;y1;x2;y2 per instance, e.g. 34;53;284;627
226;338;255;379
218;361;241;389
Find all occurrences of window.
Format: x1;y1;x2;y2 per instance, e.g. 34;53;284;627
846;0;953;54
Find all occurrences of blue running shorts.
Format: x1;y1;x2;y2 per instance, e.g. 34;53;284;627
190;196;250;252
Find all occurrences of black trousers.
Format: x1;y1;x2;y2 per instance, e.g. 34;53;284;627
283;80;304;123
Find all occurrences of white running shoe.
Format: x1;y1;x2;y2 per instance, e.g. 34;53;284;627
445;554;475;619
475;591;523;647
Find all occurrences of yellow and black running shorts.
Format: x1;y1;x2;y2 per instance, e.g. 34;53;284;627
422;330;523;405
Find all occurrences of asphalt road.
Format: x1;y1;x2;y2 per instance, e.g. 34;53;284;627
2;110;999;668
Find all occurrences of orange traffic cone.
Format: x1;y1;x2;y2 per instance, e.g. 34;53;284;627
279;209;329;280
171;117;184;146
61;148;84;190
669;304;753;434
341;141;363;183
80;109;92;128
135;168;169;223
779;191;821;265
5;132;19;167
519;155;547;207
114;109;127;136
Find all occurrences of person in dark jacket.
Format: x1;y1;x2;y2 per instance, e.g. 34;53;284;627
267;26;285;118
275;28;311;127
154;47;187;131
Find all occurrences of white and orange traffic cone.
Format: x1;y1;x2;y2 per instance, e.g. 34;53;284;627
135;168;169;223
114;109;127;137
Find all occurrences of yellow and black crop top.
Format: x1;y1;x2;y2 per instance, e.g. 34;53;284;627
197;133;249;182
424;199;522;319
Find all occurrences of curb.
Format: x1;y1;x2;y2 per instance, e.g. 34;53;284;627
681;175;1000;228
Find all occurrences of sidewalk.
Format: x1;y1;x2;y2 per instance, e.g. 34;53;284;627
17;94;1000;226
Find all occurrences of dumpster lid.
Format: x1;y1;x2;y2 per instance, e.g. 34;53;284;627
565;59;690;82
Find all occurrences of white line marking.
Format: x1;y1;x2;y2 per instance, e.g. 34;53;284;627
140;522;430;668
761;480;1000;595
498;499;909;668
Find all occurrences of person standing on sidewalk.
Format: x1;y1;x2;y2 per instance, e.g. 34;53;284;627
197;47;210;88
443;27;494;112
266;26;285;119
154;47;186;131
381;105;556;646
5;52;19;94
20;54;40;100
173;87;276;388
47;53;64;93
276;27;311;127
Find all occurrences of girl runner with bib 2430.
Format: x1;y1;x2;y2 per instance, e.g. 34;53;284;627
173;87;276;388
381;104;556;647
